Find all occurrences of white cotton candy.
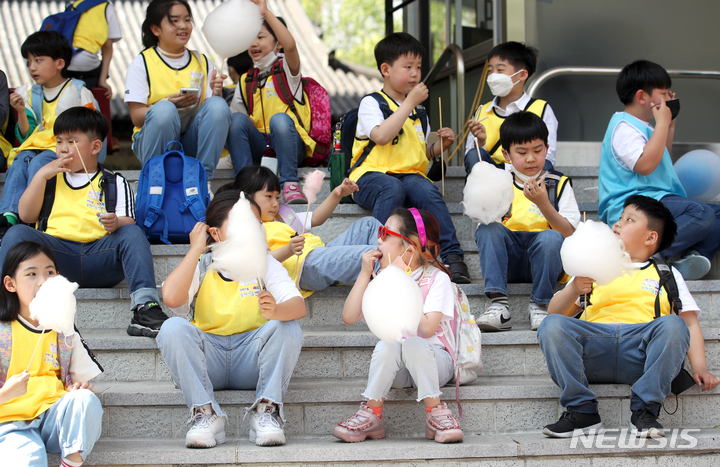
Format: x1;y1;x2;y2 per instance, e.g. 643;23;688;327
210;195;268;283
560;219;634;286
361;265;424;344
462;161;514;225
29;275;78;336
202;0;263;59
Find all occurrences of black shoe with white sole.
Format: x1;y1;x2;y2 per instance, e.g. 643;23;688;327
127;301;169;337
543;411;603;438
631;408;665;438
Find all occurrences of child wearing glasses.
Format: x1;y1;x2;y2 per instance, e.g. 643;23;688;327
229;166;383;295
334;207;463;444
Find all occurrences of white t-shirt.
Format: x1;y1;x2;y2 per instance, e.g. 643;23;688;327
230;58;303;114
64;171;133;218
408;267;454;348
610;112;652;171
355;94;431;140
68;2;123;72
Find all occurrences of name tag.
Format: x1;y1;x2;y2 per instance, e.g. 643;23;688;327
186;187;198;196
150;186;162;195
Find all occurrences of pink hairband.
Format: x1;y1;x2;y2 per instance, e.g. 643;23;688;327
408;208;426;250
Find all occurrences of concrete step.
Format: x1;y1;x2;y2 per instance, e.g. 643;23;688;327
50;430;720;466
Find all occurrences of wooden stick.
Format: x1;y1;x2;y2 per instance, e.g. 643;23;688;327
292;205;312;281
438;97;445;196
72;141;102;208
26;328;46;372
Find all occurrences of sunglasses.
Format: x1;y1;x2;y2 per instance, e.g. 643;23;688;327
377;225;415;246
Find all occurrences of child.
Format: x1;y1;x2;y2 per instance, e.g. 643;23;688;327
598;60;720;280
0;241;103;467
223;51;253;104
124;0;230;180
474;112;579;332
0;107;167;338
231;166;383;295
463;41;558;173
350;32;470;284
539;195;720;438
0;31;98;234
227;0;311;204
334;207;463;444
158;190;305;449
65;0;123;97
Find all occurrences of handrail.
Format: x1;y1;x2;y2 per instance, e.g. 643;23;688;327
527;67;720;97
423;44;465;145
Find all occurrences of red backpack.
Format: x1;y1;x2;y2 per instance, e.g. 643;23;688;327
243;59;331;166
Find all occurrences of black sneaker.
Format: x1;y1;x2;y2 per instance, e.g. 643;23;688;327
631;408;665;438
543;411;603;438
446;254;471;284
127;301;169;337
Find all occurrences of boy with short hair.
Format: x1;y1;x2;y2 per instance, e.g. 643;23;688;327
464;41;558;173
350;32;470;283
0;107;168;338
474;112;579;331
599;60;720;280
539;195;719;438
0;31;99;234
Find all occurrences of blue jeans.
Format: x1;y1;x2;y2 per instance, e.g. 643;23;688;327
157;317;303;423
299;216;381;290
227;112;305;184
0;389;102;466
0;224;158;308
133;97;231;179
0;150;55;214
475;223;564;304
538;314;690;415
660;194;720;260
464;147;554;174
353;172;463;260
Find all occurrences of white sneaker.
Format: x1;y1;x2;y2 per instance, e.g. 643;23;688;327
477;302;511;331
529;302;548;331
249;401;286;446
185;404;226;449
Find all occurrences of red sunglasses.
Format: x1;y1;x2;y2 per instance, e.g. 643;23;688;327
377;225;416;246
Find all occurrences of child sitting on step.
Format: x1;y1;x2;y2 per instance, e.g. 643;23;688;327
0;241;103;467
334;207;463;444
158;190;305;449
230;166;384;295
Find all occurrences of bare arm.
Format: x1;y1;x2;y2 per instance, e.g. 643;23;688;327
342;250;381;324
162;222;207;308
681;311;720;391
523;178;575;238
548;277;593;316
270;235;304;263
261;295;306;321
311;179;358;227
19;154;73;223
633;100;672;176
253;0;300;75
369;84;428;146
98;41;114;99
417;311;442;339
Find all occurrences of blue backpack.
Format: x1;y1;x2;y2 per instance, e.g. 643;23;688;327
135;142;209;244
40;0;107;55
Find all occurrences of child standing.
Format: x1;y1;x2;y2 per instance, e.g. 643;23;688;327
350;33;470;284
334;207;463;444
474;112;579;332
0;241;103;467
124;0;230;179
158;190;305;449
228;0;311;204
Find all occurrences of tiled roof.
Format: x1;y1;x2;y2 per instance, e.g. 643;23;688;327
0;0;382;120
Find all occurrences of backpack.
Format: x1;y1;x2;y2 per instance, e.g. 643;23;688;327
276;203;305;233
40;0;107;55
418;267;482;417
242;59;331;166
135;142;209;244
37;164;117;232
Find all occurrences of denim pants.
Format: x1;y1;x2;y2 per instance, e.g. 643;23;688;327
660;194;720;260
463;147;554;175
0;150;55;214
299;216;381;290
475;223;564;304
227;112;305;184
133;97;231;179
0;389;103;467
353;172;463;261
537;314;690;415
156;317;304;423
363;337;454;402
0;224;158;308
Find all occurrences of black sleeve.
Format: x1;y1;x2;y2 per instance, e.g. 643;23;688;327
0;71;9;130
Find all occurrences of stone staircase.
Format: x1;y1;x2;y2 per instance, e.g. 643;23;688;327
4;162;720;465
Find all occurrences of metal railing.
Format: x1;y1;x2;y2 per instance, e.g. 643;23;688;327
527;67;720;97
424;44;465;157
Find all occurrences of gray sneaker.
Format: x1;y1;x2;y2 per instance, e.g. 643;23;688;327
476;302;511;331
529;302;548;331
670;250;711;281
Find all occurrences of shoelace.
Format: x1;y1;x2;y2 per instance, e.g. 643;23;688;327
256;410;281;428
484;304;507;316
339;408;374;430
635;409;658;424
189;410;212;430
429;411;461;430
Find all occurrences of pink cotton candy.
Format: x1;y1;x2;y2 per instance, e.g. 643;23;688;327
302;170;326;204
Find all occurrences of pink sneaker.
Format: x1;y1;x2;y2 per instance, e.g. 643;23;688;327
425;403;463;443
333;402;386;442
282;183;307;204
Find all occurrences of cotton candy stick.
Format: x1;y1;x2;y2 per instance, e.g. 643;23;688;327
438;97;445;196
293;170;326;280
26;329;46;372
73;141;102;209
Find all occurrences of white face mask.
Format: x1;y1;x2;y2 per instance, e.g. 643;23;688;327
253;50;278;71
512;167;545;184
486;70;523;97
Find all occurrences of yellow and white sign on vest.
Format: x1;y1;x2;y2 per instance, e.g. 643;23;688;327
193;272;266;335
264;221;324;297
503;176;570;232
42;171;108;242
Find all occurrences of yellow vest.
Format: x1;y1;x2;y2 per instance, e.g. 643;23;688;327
503;174;570;232
134;48;209;134
580;264;671;324
473;98;548;164
42;171;108;243
0;321;66;423
349;91;428;183
193;271;266;336
0;111;10;161
240;69;315;159
72;0;109;54
264;220;324;298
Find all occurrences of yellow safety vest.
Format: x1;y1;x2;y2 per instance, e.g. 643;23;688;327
503;174;570;232
264;220;324;298
42;171;108;243
72;0;109;54
0;111;10;161
349;91;427;183
473;98;548;165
